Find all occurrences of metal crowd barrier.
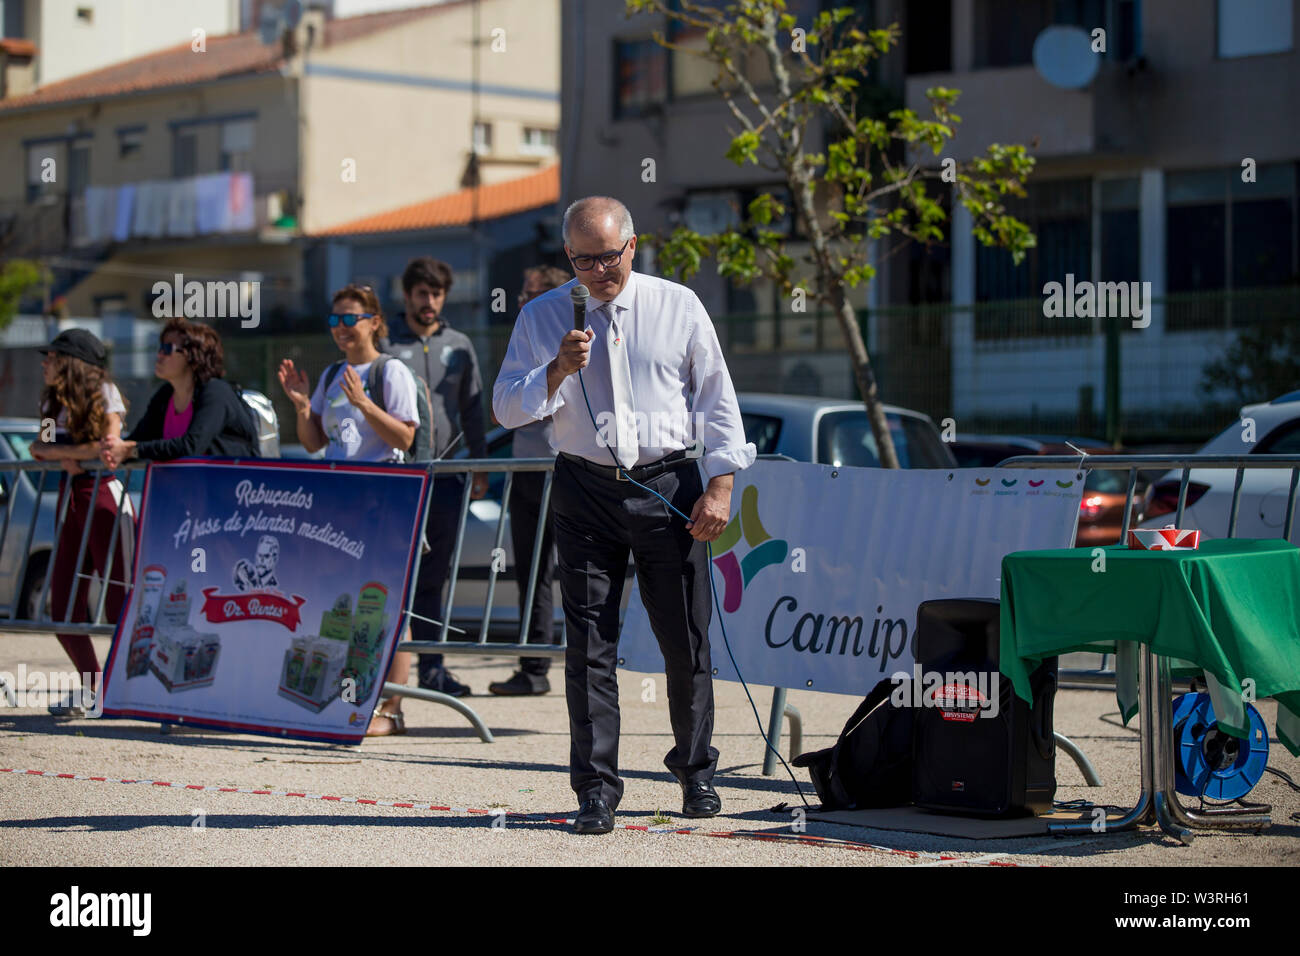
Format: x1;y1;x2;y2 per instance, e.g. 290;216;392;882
0;453;803;764
387;455;802;754
997;453;1300;689
0;458;145;635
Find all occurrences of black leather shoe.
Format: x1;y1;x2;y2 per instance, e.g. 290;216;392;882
681;781;722;818
488;671;550;696
573;798;615;835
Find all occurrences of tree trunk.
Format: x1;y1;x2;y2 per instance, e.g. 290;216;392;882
831;285;900;469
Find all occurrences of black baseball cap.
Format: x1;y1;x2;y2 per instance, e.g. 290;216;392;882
39;329;108;368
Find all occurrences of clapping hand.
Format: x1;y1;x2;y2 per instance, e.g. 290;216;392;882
277;359;312;412
339;365;369;409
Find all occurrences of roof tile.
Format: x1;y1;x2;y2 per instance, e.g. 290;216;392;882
315;163;560;236
0;3;459;114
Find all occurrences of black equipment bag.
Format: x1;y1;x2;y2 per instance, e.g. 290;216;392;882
911;598;1057;817
792;677;915;811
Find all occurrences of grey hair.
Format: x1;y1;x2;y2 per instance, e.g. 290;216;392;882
562;196;635;245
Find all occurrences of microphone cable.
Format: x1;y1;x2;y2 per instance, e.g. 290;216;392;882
576;368;812;808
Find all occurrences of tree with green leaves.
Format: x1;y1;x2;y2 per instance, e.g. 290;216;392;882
0;259;48;330
626;0;1035;467
1201;315;1300;408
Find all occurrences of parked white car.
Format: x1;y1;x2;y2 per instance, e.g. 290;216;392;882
1139;393;1300;542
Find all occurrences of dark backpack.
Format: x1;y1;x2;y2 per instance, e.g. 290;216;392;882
323;355;433;462
792;677;915;810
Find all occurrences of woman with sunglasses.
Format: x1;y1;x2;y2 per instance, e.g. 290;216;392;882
99;318;259;468
30;329;134;712
277;284;419;736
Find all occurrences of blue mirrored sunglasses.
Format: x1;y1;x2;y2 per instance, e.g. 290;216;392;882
327;313;376;328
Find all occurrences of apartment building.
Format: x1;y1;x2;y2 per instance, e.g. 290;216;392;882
0;0;559;329
562;0;1299;438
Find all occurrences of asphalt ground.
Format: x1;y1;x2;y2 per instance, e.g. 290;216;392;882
2;631;1298;867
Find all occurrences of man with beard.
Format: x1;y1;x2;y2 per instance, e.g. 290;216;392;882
382;256;488;697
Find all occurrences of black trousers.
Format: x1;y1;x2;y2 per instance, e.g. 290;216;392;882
416;473;466;682
509;471;559;675
551;454;718;809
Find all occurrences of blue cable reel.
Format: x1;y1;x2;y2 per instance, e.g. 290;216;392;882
1170;692;1270;801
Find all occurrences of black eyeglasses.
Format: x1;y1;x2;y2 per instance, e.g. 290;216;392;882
158;342;179;355
327;313;376;327
568;239;631;272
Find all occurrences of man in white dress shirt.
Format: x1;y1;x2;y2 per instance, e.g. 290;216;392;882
493;196;756;834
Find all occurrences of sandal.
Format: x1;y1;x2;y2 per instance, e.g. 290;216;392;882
365;707;406;737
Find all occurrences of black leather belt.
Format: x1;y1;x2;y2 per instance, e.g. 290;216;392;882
560;449;693;483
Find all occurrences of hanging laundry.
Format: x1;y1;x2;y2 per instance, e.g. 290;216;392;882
195;173;229;234
113;184;136;242
229;172;255;232
166;176;198;237
133;181;167;238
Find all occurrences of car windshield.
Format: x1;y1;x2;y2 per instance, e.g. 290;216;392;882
1084;469;1127;493
741;413;782;455
818;411;954;468
4;431;37;460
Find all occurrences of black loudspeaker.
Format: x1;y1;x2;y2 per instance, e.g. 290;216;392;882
911;598;1057;817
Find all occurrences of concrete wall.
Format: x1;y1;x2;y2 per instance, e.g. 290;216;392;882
300;0;560;233
0;72;299;203
34;0;239;87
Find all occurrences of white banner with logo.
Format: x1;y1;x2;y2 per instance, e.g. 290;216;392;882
618;462;1085;696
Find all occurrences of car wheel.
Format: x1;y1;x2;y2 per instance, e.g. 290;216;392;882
19;554;51;622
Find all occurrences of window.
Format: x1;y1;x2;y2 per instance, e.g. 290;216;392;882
906;0;952;73
1099;177;1140;283
613;39;667;119
1166;164;1298;329
472;121;493;154
683;190;741;235
172;129;198;177
741;413;782;455
976;178;1092;336
26;143;59;203
118;127;144;159
817;411;954;468
220;119;254;172
975;0;1141;68
521;126;557;155
1218;0;1293;58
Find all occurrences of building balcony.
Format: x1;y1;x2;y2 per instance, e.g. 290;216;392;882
0;172;300;259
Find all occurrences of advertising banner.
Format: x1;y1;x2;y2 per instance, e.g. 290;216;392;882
101;459;429;743
619;461;1085;697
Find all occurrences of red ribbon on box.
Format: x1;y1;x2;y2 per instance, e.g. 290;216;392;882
200;588;307;631
1127;528;1201;551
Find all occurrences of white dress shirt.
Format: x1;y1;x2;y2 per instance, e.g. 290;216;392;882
492;271;756;480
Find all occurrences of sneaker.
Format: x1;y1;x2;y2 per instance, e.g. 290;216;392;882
488;671;550;696
47;693;88;717
418;668;472;697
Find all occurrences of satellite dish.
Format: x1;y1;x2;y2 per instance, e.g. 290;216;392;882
1032;25;1100;90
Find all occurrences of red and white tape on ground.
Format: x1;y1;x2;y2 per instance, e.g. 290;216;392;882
0;767;1025;865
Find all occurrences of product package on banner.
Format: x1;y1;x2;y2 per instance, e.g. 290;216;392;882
619;461;1084;697
102;460;429;742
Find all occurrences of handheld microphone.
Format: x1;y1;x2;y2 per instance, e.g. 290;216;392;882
570;284;589;333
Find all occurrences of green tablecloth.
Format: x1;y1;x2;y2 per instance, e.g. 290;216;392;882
999;539;1300;756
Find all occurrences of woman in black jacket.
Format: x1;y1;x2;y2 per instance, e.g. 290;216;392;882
100;318;258;465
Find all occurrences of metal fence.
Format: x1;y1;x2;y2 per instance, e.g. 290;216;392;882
997;452;1300;688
